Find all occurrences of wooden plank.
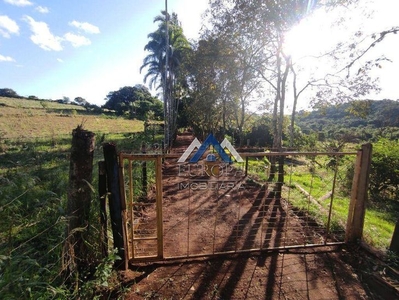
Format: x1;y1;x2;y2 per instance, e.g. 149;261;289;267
103;144;126;269
126;159;135;260
156;155;164;259
162;151;358;159
118;154;129;269
346;150;362;241
346;143;372;243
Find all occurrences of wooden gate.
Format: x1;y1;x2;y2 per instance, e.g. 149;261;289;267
118;145;371;263
119;153;163;260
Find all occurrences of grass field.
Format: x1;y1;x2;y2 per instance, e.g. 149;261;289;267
0;97;143;140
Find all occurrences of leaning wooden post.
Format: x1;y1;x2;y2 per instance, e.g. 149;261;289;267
103;143;127;269
64;127;95;277
389;220;399;254
345;143;372;243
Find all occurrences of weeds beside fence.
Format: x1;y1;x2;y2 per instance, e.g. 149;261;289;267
0;131;159;299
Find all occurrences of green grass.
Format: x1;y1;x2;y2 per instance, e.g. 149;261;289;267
246;153;397;251
245;158;270;181
363;210;396;249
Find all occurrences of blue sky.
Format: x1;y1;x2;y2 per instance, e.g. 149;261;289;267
0;0;208;105
0;0;398;107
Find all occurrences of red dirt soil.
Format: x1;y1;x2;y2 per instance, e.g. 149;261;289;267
121;133;398;300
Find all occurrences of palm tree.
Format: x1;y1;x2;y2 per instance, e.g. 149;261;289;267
140;11;191;147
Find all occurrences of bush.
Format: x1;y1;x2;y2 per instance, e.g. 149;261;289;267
369;138;399;202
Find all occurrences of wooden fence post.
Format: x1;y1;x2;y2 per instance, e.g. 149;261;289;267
389;220;399;254
345;143;372;243
103;143;127;269
64;127;95;276
98;161;108;258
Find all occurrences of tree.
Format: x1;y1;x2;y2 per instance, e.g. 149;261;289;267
185;21;266;144
141;11;191;146
183;38;229;139
367;138;399;202
74;97;88;106
202;0;317;196
103;85;163;120
0;88;20;98
200;0;394;196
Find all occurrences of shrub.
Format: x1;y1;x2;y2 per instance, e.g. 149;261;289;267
369;138;399;202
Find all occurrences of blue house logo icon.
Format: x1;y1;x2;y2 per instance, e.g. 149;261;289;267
178;134;243;163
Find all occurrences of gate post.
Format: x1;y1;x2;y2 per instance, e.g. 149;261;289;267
63;127;95;278
103;143;127;269
345;143;372;243
156;155;164;259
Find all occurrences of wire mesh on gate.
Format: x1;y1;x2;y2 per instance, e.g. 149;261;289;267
161;151;356;260
120;151;357;262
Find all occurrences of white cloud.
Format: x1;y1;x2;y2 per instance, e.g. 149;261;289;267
57;58;64;63
64;32;91;47
69;20;100;34
0;54;15;62
0;15;19;38
4;0;33;7
23;16;63;51
35;6;49;14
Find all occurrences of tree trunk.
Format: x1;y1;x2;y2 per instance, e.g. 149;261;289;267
269;47;282;183
290;67;298;149
275;55;290;198
63;127;95;280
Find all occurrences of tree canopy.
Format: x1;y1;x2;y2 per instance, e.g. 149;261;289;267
0;88;20;98
172;0;398;196
103;85;163;120
141;11;191;146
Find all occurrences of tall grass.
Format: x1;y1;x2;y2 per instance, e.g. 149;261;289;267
0;130;161;298
0;98;160;298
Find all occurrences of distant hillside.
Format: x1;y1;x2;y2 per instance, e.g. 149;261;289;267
0;96;143;140
296;100;399;136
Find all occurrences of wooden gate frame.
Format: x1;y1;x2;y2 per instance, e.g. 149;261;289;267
118;153;164;262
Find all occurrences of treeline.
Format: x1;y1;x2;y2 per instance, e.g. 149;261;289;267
297;99;399;142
